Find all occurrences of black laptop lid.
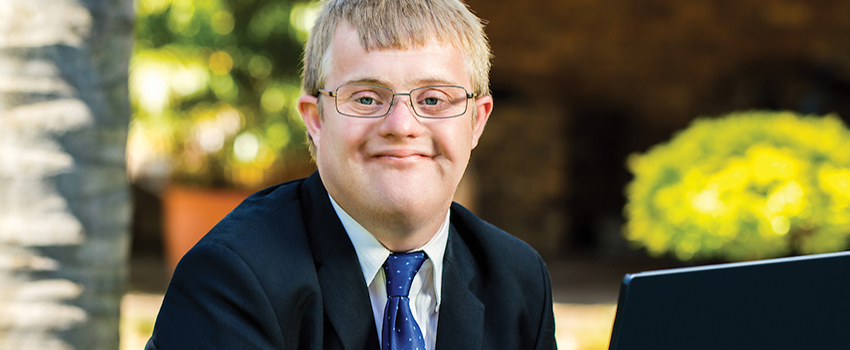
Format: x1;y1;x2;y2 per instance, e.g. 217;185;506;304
608;251;850;350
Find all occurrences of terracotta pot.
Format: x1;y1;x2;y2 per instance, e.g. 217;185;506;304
161;185;253;274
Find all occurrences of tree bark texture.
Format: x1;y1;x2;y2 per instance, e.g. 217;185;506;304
0;0;134;349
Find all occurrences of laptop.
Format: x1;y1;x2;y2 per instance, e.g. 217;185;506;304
608;251;850;350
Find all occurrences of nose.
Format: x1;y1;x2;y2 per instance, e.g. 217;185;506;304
386;93;418;117
379;94;424;138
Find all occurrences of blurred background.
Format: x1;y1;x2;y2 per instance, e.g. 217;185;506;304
2;0;850;349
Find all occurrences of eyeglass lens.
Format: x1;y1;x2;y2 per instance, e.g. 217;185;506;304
334;84;469;118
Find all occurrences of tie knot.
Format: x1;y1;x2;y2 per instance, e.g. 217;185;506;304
383;251;427;297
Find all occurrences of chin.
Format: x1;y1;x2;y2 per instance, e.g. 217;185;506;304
373;184;453;217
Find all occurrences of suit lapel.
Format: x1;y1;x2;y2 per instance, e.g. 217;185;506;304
435;225;484;350
301;173;379;350
317;245;378;350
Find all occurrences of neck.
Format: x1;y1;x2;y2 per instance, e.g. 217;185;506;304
345;204;449;253
325;183;453;252
368;215;446;253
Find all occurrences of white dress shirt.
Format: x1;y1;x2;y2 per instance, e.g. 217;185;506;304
329;195;449;350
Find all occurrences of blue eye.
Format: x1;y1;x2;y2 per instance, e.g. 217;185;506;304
423;97;440;105
357;97;375;105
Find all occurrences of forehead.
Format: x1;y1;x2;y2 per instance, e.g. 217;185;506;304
325;22;471;90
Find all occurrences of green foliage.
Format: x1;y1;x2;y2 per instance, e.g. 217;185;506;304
625;111;850;262
129;0;319;188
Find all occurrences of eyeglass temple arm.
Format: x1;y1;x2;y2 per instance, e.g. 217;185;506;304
317;89;337;97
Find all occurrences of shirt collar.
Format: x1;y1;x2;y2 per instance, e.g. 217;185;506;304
329;194;449;309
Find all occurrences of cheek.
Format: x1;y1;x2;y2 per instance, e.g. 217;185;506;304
323;120;371;154
437;125;474;158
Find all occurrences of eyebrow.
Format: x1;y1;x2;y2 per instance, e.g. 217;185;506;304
342;78;391;87
340;77;458;90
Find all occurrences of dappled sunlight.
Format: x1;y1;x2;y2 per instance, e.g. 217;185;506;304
128;0;319;190
119;293;162;350
554;303;617;350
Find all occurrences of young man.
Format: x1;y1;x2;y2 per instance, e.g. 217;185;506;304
146;0;556;349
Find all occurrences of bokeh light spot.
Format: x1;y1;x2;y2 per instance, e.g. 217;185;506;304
290;2;321;42
234;132;260;163
134;67;170;113
209;51;233;75
195;121;225;154
771;216;791;236
248;55;272;79
211;11;235;35
261;86;287;113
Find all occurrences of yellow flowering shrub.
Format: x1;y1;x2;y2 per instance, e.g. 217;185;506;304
624;111;850;262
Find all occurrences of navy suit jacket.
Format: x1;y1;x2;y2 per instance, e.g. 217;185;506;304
147;172;557;349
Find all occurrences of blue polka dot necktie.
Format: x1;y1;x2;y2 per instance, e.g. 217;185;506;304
382;251;428;350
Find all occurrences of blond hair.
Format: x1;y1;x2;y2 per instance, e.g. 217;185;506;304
302;0;492;97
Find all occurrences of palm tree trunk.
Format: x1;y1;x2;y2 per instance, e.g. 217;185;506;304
0;0;133;349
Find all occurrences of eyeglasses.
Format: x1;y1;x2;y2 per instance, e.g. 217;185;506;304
318;84;477;119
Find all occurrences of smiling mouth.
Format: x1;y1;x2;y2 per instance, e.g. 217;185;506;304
371;150;435;161
374;154;431;160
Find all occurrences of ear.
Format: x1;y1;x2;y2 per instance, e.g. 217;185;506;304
470;95;493;149
299;94;322;147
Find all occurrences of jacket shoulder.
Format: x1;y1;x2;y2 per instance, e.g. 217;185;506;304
191;177;317;287
201;177;306;244
155;177;325;348
449;202;543;264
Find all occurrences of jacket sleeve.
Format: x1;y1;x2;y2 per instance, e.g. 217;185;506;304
145;242;285;350
534;256;558;350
